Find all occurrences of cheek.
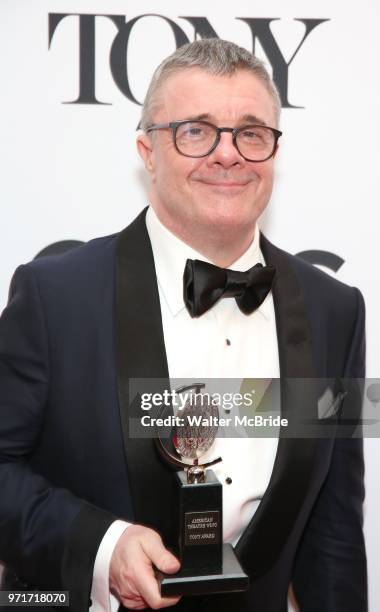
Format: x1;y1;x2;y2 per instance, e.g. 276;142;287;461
254;164;274;190
156;156;203;189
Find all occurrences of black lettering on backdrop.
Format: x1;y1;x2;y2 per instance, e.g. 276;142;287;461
237;18;329;108
110;14;189;104
48;13;329;108
49;13;110;105
296;250;344;272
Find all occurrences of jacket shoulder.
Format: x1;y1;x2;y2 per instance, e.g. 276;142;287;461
261;235;365;344
26;232;120;276
263;235;363;307
8;233;121;308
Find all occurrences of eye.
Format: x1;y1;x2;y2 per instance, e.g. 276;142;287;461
186;126;204;137
240;128;261;140
240;130;256;138
177;122;213;141
180;123;205;140
238;126;272;148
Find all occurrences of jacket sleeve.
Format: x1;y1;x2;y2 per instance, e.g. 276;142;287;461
292;288;367;611
0;264;116;612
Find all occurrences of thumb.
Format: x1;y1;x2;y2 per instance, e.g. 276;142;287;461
158;549;181;574
142;535;180;574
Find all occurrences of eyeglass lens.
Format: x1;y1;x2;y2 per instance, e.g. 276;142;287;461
175;121;276;161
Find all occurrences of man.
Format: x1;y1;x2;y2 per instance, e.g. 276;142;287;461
0;39;367;612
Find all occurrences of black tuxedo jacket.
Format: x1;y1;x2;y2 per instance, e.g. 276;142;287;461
0;209;367;612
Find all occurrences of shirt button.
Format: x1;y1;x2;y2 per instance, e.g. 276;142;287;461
225;477;232;485
226;338;231;346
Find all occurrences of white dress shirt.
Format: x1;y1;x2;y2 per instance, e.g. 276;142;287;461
90;207;280;611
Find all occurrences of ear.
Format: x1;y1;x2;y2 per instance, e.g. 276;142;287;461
136;133;155;177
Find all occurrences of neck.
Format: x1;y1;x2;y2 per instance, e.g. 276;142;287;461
185;232;254;268
152;208;256;268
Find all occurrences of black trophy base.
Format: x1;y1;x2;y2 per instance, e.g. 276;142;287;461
158;544;249;597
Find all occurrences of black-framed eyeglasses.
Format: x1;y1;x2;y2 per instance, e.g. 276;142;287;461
146;120;282;162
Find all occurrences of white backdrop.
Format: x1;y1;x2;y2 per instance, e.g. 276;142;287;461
1;1;379;609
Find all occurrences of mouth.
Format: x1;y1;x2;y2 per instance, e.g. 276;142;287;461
201;180;249;187
195;178;252;190
192;172;254;188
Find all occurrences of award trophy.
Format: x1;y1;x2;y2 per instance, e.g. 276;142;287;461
155;383;249;597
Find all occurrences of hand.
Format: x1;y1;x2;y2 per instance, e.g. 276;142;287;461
109;524;181;610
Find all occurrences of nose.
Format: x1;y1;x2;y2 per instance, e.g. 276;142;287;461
206;131;244;168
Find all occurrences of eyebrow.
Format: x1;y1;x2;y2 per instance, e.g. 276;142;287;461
179;113;269;126
240;114;268;126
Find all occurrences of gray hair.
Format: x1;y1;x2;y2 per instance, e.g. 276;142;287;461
140;38;281;131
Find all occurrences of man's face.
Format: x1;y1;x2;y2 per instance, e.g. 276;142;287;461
137;68;279;242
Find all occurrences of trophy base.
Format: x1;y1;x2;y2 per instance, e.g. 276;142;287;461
158;544;249;597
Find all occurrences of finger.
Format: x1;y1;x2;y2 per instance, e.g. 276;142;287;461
120;599;147;611
141;533;180;574
134;557;181;609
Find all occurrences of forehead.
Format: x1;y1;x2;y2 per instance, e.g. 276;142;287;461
154;67;276;126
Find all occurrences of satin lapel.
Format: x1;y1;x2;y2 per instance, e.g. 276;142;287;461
235;234;318;578
115;208;175;547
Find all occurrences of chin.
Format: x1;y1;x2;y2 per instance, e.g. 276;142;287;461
199;202;258;229
198;212;256;238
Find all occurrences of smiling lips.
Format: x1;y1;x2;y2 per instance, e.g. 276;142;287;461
202;181;249;187
194;176;253;188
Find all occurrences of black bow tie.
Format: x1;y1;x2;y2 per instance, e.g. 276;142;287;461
183;259;276;318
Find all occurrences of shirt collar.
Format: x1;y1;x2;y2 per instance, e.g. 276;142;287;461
145;206;272;321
